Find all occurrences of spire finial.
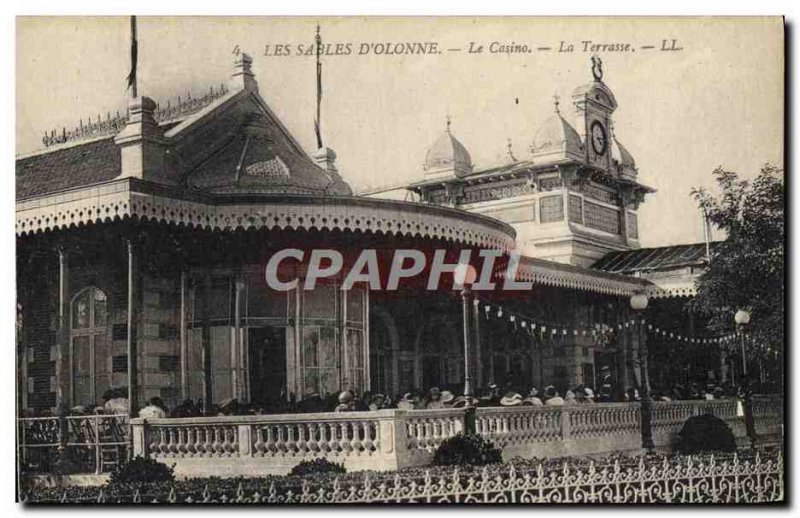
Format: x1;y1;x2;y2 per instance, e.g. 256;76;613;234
553;94;561;114
446;114;452;132
591;54;603;81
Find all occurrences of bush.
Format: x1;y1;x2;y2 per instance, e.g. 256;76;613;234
432;433;502;466
676;414;737;454
109;456;175;486
289;458;346;477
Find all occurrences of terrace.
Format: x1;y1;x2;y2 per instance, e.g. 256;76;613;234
18;396;783;479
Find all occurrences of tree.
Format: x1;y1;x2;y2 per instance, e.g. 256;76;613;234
690;165;784;386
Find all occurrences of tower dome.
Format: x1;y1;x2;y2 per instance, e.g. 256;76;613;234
531;96;583;162
609;122;636;179
611;137;635;168
423;118;473;179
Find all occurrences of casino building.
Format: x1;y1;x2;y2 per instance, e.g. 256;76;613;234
16;52;716;416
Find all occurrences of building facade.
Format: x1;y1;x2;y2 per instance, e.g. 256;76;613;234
16;53;707;417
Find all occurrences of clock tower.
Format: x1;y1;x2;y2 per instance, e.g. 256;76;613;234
572;55;618;173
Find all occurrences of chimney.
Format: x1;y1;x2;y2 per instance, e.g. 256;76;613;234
114;96;170;183
230;53;257;93
313;146;338;175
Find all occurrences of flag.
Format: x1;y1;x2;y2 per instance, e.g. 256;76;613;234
126;16;138;96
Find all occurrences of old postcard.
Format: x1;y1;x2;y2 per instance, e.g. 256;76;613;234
15;16;784;505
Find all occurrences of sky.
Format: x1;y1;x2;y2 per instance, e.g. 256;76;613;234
16;16;784;247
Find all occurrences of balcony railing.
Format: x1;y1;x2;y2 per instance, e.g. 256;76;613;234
18;397;783;478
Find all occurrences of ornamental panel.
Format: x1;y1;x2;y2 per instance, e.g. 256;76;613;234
584;201;621;235
540;195;564;223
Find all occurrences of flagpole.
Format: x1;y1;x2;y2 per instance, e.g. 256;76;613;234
128;16;138;99
314;24;323;149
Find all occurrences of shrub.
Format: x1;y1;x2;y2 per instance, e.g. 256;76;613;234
676;414;737;454
109;456;175;486
289;458;346;477
432;433;502;466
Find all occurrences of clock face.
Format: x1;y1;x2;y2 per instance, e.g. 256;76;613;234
591;121;607;156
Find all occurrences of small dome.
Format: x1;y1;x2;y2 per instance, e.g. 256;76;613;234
424;121;473;178
611;137;635;168
531;111;583;159
609;122;635;170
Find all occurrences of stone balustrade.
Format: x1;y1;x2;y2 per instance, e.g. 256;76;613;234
130;397;783;478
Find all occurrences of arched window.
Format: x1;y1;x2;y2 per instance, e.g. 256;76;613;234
71;287;108;406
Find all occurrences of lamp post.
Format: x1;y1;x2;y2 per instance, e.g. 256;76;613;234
630;291;654;451
734;309;755;448
456;264;478;401
734;309;751;377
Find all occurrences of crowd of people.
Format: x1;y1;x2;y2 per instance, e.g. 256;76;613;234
18;367;747;419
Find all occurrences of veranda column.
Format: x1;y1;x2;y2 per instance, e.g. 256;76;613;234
619;307;631;393
202;271;213;413
179;270;189;400
126;239;139;417
232;276;245;401
461;285;474;399
56;247;69;410
472;299;483;387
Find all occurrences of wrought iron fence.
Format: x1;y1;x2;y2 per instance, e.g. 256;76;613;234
17;414;129;475
22;450;783;504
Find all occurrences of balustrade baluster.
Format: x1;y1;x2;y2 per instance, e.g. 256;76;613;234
253;426;265;455
328;423;340;452
286;426;297;454
266;426;278;454
276;426;287;454
349;422;361;452
168;429;179;455
362;422;374;451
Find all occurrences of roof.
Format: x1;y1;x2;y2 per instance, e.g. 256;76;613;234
16;137;121;199
592;242;719;275
424;129;473;177
531;112;583;158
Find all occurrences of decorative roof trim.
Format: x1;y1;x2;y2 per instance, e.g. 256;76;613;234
516;256;650;297
16;178;516;251
643;277;700;300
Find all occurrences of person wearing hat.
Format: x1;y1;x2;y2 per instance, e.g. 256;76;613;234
369;393;387;411
500;391;523;407
564;390;578;405
397;392;416;410
448;395;473;408
334;390;356;412
598;365;615;402
439;390;455;407
139;397;167;419
488;383;502;406
522;387;543;406
582;387;595;404
425;387;445;409
543;386;565;406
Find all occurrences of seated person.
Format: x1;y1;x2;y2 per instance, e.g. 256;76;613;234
500;391;523;407
334;390;356;412
139;398;167;419
440;390;455;407
396;392;416;410
425;387;444;409
543;386;565;406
